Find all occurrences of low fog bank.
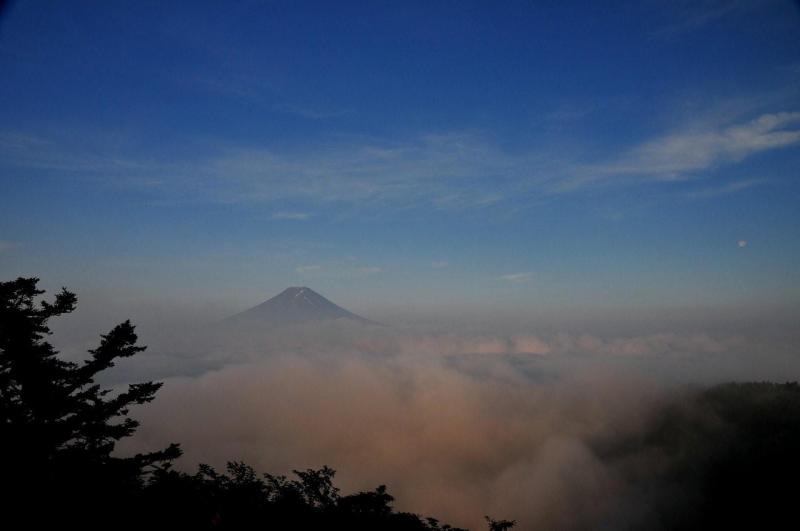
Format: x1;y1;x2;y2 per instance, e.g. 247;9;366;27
100;315;800;387
51;296;800;383
111;317;800;530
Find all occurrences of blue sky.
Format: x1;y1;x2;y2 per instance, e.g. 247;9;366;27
1;0;799;319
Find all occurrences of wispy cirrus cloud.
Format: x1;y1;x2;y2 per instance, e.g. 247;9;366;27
557;111;800;192
3;109;797;209
193;132;529;208
295;264;322;274
294;262;382;277
189;73;349;121
0;131;158;175
2;129;518;208
271;103;351;120
651;0;772;37
629;112;800;175
272;211;311;220
686;178;764;199
499;272;534;283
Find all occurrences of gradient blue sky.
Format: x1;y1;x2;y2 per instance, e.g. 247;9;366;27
1;0;799;319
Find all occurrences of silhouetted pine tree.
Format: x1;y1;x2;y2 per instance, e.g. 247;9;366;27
0;277;180;528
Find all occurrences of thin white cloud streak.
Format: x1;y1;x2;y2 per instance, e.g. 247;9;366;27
295;264;322;273
499;272;534;283
431;261;449;269
189;71;349;121
271;103;351;120
289;262;382;279
545;105;596;123
558;112;800;191
272;211;310;220
355;266;382;274
630;112;800;174
652;0;775;37
686;178;764;199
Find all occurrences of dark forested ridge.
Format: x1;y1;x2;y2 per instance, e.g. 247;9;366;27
596;380;800;530
3;277;800;530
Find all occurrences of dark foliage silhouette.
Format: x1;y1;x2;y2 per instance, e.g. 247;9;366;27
0;277;181;527
485;516;516;531
145;461;471;530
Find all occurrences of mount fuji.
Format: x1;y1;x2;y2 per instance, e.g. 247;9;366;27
224;287;374;329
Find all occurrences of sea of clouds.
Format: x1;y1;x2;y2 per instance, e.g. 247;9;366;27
109;319;800;530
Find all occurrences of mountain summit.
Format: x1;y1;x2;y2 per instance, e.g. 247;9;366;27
224;287;372;328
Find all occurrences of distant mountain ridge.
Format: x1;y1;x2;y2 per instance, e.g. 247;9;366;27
224;287;373;329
